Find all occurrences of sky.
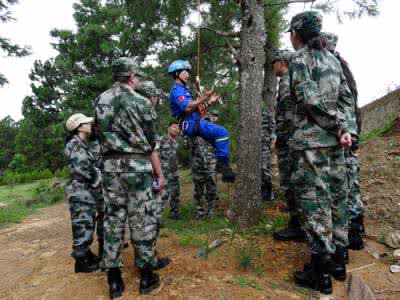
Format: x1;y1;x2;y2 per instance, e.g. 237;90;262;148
0;0;399;121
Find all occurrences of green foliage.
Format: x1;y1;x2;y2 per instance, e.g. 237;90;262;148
26;179;64;207
360;112;395;142
0;0;31;86
0;179;64;225
0;116;18;170
236;240;264;271
227;277;264;291
8;153;27;173
0;168;67;186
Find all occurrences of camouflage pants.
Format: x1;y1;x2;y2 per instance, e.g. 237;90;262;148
69;201;96;258
277;142;296;215
158;170;180;218
291;146;348;255
96;193;105;241
193;171;217;216
346;151;363;221
102;172;157;269
261;137;272;190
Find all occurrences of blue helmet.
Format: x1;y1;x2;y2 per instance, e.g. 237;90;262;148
168;60;192;74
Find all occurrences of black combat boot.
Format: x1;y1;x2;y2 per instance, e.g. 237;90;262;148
261;182;275;202
86;248;100;264
74;254;100;273
107;268;125;299
348;221;364;250
139;264;160;295
216;157;235;183
273;216;306;242
154;256;171;270
294;254;332;295
329;246;347;281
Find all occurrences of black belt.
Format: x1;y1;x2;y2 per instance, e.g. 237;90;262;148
102;152;150;160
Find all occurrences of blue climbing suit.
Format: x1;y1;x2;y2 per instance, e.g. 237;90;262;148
169;82;229;158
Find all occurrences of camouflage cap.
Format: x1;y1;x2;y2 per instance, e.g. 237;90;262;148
112;57;147;78
136;81;162;98
287;11;322;38
209;109;219;116
321;32;338;52
66;113;93;132
271;49;293;64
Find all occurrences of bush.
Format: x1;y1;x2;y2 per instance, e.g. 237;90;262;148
26;179;65;207
0;167;68;186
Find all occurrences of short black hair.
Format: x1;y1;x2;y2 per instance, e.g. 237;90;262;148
168;121;179;127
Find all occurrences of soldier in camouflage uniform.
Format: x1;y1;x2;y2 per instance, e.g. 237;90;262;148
158;121;181;220
65;113;103;273
261;108;276;201
287;12;354;294
271;50;306;242
188;124;217;218
322;32;365;250
95;57;164;298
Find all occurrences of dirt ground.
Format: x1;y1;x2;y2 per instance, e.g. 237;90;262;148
1;120;400;300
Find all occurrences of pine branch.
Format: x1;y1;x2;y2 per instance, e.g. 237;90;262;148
200;27;240;38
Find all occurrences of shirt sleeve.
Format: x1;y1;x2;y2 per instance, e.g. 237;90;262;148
290;55;344;137
172;87;192;112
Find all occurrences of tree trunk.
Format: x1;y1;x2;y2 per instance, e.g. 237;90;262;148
262;39;277;112
228;0;266;228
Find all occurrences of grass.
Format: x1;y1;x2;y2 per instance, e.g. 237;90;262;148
227;277;264;291
360;112;395;143
0;179;64;226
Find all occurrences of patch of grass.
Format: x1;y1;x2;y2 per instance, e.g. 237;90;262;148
360;112;395;143
178;234;208;248
0;179;64;226
228;277;263;291
236;240;264;271
241;214;287;237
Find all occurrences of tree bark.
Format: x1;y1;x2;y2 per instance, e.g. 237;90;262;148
228;0;266;228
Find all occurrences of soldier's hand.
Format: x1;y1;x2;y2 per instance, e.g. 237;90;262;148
340;132;352;148
158;174;166;191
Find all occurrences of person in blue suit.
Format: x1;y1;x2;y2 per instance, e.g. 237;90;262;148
168;60;235;182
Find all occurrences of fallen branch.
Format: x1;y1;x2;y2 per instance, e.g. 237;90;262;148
347;263;376;273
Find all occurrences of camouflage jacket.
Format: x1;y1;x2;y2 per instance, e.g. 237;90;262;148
262;109;276;141
158;134;178;175
289;46;353;150
64;135;101;204
188;136;216;174
275;72;294;146
94;83;157;173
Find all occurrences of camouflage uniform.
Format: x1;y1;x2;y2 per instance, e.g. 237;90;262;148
188;136;217;217
275;72;296;213
157;134;180;220
65;135;103;258
289;42;353;255
261;108;276;194
322;32;364;223
95;82;158;270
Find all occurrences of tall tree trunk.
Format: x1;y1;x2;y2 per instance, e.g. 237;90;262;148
262;39;277;112
228;0;265;228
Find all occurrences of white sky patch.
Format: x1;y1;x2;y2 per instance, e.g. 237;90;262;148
0;0;398;120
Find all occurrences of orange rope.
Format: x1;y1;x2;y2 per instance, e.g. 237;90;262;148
197;0;201;80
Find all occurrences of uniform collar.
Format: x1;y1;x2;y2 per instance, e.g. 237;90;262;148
73;134;88;149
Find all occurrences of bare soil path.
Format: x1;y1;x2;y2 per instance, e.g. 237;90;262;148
0;201;398;300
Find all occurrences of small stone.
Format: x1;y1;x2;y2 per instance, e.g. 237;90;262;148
393;249;400;259
371;252;380;260
385;231;400;249
390;264;400;273
219;228;233;236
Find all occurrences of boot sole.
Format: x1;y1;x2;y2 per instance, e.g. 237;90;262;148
348;243;364;250
140;281;160;295
110;290;123;299
330;272;346;281
75;267;100;273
